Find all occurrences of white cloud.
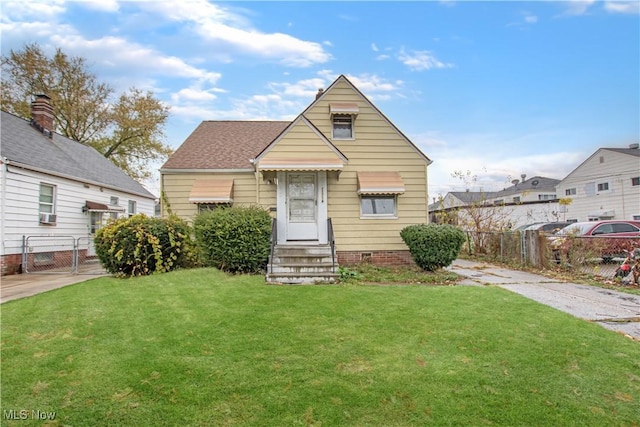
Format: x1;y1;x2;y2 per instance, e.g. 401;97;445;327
345;74;403;96
562;0;596;16
418;131;589;197
49;34;221;84
79;0;119;12
144;1;332;67
0;0;66;20
604;1;640;14
398;48;453;71
371;43;379;52
525;15;538;23
376;54;391;61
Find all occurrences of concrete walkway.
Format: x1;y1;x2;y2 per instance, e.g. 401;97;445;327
448;259;640;341
0;271;108;304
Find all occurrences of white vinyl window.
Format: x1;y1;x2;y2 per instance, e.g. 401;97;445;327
39;183;55;214
565;188;576;196
597;182;610;192
332;114;354;139
361;195;396;217
128;200;137;215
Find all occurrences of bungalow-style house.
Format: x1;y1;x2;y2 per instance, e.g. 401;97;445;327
555;144;640;222
161;75;432;283
429;176;562;229
0;95;156;275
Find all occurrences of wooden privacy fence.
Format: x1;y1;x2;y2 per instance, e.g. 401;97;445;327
22;235;106;275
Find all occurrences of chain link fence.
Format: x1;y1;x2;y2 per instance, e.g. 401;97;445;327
22;235;106;275
462;230;640;283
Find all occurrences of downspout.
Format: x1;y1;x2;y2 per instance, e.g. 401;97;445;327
250;159;260;205
1;158;7;261
619;177;626;219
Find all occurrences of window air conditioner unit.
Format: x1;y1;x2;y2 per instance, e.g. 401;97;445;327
39;213;57;224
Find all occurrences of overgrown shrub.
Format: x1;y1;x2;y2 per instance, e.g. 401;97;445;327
94;214;196;277
400;223;466;271
193;206;272;274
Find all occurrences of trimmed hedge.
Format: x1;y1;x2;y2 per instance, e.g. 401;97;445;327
193;206;272;274
400;223;465;271
94;214;196;277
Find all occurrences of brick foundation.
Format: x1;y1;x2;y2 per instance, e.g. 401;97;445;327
337;250;415;267
1;254;22;276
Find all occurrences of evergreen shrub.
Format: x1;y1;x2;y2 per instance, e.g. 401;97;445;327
400;223;466;271
193;206;272;274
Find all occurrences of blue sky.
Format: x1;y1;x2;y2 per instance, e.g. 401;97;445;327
2;0;638;198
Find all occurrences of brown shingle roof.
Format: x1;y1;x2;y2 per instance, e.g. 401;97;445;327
162;120;290;170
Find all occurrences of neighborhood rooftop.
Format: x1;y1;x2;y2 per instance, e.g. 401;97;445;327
1;111;154;199
161;120;291;171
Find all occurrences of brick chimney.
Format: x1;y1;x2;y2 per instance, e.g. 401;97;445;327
31;94;54;138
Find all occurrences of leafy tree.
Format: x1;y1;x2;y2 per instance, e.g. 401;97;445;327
1;43;172;181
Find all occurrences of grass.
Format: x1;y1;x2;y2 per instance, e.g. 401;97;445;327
1;267;639;426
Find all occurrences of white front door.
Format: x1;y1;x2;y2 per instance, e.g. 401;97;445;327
287;173;318;240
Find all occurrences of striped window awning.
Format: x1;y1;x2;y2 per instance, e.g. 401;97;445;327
258;158;344;172
357;172;405;195
330;103;359;115
188;179;234;203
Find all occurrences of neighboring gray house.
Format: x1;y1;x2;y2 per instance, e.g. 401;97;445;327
1;95;156;275
430;176;561;228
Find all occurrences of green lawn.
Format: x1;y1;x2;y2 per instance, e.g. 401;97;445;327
1;268;639;426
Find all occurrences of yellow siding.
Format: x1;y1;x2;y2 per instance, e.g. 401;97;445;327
163;77;430;252
162;172;258;222
259;119;342;161
306;79;429;252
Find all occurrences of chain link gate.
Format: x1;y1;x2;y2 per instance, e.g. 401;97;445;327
22;235;106;275
76;236;107;274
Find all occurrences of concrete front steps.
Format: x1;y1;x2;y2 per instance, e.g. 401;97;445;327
266;243;339;284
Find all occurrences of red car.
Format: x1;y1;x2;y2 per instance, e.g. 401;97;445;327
550;220;640;263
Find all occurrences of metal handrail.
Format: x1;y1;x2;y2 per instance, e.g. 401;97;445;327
269;218;277;274
327;218;336;272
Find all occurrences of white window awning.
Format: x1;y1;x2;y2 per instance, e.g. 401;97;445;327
188;179;234;203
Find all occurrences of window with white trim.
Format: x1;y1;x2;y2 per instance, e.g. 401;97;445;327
631;177;640;186
39;183;55;214
110;196;119;206
198;203;231;213
597;182;609;192
128;200;137;216
361;195;396;217
538;194;556;201
565;188;576;196
332;114;354;139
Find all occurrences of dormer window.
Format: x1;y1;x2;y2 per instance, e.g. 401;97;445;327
330;103;358;140
332;114;353;139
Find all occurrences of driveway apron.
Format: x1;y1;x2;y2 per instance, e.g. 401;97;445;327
448;259;640;341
